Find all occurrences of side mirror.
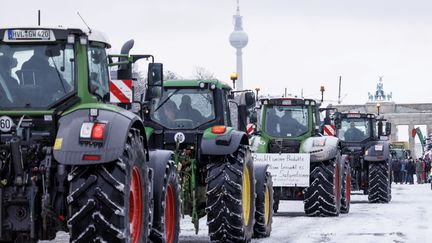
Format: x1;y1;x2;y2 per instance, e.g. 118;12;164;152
147;63;164;99
385;122;392;136
148;63;163;86
244;92;256;109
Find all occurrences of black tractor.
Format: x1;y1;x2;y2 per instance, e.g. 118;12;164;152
334;112;392;203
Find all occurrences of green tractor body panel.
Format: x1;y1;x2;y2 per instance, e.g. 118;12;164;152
145;126;154;140
163;79;232;90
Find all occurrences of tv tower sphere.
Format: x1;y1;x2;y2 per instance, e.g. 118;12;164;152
229;30;248;49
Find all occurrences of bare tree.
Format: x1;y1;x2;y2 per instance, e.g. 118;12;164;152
164;70;182;80
193;66;215;80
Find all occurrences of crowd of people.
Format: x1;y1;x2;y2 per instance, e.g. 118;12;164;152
391;156;431;185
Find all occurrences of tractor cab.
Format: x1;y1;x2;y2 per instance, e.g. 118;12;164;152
0;27;111;112
334;112;392;150
144;79;255;150
254;97;321;153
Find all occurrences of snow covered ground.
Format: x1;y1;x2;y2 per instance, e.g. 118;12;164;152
45;183;431;243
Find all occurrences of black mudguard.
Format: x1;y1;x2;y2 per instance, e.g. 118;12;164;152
364;141;390;162
53;108;144;165
147;149;174;192
147;149;174;232
200;130;249;155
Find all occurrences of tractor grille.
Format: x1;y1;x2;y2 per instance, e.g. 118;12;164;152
268;139;301;153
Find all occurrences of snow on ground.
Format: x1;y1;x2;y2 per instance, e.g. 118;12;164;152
45;183;431;243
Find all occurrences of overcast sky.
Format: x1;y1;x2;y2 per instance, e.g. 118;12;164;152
2;0;432;104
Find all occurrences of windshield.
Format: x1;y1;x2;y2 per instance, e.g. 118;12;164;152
264;105;309;137
0;44;74;108
338;118;370;142
150;88;215;129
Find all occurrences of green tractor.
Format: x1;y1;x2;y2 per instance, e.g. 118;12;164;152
251;97;350;216
0;27;180;242
138;79;274;242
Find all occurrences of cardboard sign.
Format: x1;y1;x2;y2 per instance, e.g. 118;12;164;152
253;153;310;187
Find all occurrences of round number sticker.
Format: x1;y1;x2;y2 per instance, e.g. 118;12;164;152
174;132;186;143
0;116;14;132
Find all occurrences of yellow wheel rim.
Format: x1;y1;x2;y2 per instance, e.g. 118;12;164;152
264;186;270;225
242;166;251;226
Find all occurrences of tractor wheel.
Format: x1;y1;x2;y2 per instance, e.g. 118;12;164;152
304;160;341;217
253;166;273;238
206;146;255;242
67;130;150;243
340;161;351;214
150;161;181;243
368;161;391;203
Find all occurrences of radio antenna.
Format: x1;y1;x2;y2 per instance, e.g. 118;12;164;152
38;10;41;26
77;12;92;34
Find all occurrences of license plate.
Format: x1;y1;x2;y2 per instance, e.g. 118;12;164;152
7;29;51;40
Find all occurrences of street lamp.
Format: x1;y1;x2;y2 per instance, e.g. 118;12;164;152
255;85;261;101
320;85;325;102
230;72;238;90
376;103;381;115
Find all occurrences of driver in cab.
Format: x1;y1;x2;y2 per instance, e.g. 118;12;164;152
177;95;205;124
344;122;365;141
19;47;70;96
279;110;306;136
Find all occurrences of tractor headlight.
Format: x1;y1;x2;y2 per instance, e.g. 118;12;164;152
313;138;326;147
375;145;383;151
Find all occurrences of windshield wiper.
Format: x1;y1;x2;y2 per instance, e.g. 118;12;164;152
48;53;67;93
154;89;180;112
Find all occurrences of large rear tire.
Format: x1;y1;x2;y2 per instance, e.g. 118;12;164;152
150;161;181;243
304;160;341;217
368;161;391;203
340;160;351;214
206;146;255;242
67;130;150;243
253;165;273;238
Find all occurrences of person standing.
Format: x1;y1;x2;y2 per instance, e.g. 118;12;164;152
401;158;408;184
392;158;402;184
416;159;424;184
406;159;415;184
425;159;431;183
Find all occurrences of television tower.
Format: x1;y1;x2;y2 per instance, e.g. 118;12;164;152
229;0;248;90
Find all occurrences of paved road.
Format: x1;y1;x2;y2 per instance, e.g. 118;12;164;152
45;183;431;243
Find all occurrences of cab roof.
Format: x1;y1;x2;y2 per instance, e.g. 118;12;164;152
163;79;232;90
259;97;319;106
0;27;111;47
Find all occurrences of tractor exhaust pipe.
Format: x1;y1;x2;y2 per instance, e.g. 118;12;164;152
117;39;135;80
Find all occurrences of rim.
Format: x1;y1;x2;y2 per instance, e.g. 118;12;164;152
242;166;251;226
264;185;270;225
130;167;143;243
346;171;351;204
334;164;340;203
165;184;176;243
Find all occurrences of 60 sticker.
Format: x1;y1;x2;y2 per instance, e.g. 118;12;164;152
0;116;14;132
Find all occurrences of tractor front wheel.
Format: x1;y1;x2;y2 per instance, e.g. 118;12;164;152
253;166;273;238
368;161;391;203
206;146;255;242
304;160;341;217
340;160;351;214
